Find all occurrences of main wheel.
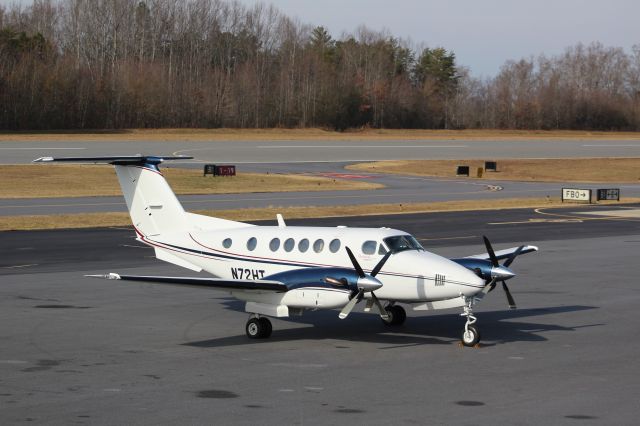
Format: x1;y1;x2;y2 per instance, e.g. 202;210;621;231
461;324;481;347
381;305;406;326
246;317;272;339
258;317;272;338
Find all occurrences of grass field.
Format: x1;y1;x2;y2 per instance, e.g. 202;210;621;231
348;158;640;183
0;165;383;198
1;128;639;142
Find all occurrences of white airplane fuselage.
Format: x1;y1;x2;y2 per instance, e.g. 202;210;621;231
141;225;486;310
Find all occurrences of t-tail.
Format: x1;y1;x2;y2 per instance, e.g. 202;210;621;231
32;155;245;238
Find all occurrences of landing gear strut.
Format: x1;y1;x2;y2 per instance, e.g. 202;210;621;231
246;316;272;339
460;297;481;347
381;304;406;326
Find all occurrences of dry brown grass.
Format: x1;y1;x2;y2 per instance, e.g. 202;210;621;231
0;165;382;198
348;158;640;183
1;128;639;142
4;196;637;231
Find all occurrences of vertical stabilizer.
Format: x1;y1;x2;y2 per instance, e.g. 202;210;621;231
115;164;188;236
33;155;192;237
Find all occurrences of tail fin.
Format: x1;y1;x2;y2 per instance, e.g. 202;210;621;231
34;155;191;237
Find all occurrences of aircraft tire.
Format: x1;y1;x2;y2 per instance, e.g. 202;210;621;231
382;305;406;326
246;318;266;339
461;324;481;347
259;317;272;338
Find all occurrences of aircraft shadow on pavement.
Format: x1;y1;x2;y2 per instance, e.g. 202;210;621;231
183;300;599;349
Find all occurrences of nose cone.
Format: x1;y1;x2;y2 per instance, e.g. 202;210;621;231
492;265;516;280
454;262;486;296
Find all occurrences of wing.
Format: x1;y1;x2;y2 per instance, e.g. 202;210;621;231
465;245;538;261
86;273;288;292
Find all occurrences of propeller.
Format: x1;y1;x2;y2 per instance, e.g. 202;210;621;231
483;236;522;309
336;247;391;320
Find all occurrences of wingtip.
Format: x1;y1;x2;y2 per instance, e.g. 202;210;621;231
33;157;54;163
85;273;121;280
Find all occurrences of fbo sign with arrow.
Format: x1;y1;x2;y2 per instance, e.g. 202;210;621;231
562;188;592;203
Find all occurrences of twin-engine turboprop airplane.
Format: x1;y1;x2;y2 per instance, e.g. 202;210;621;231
34;155;537;346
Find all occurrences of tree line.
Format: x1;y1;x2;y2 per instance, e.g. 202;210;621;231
1;0;639;131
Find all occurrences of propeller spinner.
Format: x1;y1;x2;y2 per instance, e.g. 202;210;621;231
483;236;522;309
331;247;391;320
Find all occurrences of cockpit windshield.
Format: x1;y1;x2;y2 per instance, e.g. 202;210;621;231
383;235;425;253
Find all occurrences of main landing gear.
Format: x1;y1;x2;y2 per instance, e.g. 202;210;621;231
460;296;481;347
245;316;272;339
381;304;406;326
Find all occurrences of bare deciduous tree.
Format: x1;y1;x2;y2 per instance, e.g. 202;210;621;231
0;1;637;131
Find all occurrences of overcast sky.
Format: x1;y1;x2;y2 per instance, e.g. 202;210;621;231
239;0;639;77
2;0;638;76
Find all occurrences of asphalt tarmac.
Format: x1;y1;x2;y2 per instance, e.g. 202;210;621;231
2;205;640;424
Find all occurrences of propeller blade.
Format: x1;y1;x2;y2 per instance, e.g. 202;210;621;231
501;281;517;309
483;236;499;267
371;292;390;320
345;247;365;278
364;298;374;312
339;289;364;319
487;278;497;292
503;245;525;268
370;251;392;277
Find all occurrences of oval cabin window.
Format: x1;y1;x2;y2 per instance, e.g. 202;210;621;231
269;238;281;252
362;240;377;255
313;239;325;253
284;238;295;252
298;238;309;253
329;239;341;253
247;237;257;251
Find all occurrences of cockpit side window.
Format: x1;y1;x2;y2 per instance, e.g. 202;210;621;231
383;235;424;253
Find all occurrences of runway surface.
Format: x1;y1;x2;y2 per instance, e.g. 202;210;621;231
2;205;640;424
2;138;640;164
4;138;640;216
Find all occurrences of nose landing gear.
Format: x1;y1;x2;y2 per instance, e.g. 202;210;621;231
460;296;481;347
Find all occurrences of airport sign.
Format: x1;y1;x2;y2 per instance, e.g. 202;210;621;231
562;188;592;203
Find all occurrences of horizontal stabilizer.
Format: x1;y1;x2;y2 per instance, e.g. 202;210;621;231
86;273;288;292
33;155;193;165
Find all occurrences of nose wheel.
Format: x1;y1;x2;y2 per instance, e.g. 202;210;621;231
460;297;481;347
462;324;480;346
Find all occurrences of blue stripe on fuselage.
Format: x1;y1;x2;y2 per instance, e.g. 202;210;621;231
147;239;483;289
